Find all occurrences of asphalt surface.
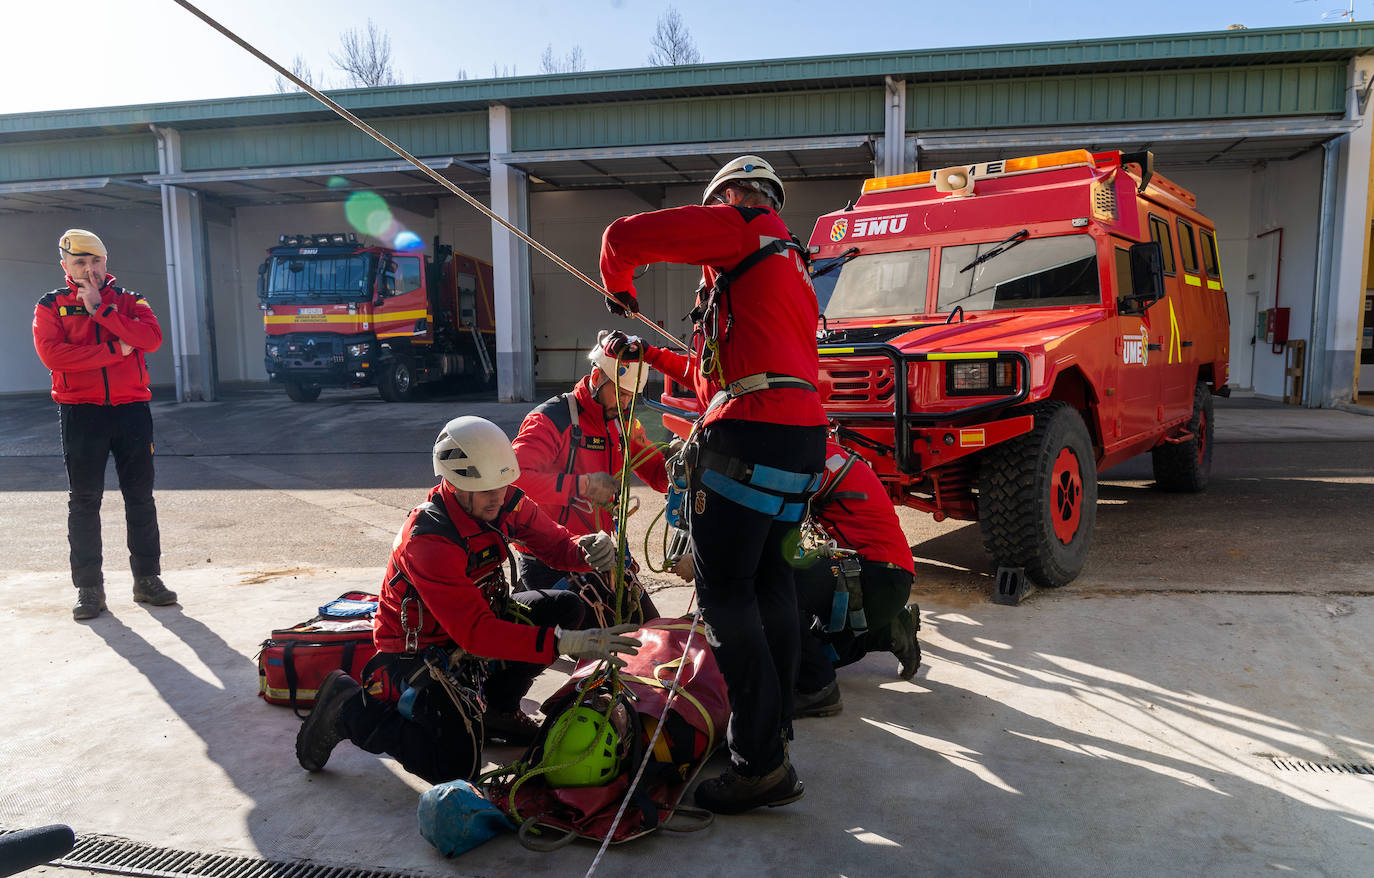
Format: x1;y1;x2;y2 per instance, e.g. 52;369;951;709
2;385;1372;877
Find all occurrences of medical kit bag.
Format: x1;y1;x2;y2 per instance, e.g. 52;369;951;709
257;591;380;714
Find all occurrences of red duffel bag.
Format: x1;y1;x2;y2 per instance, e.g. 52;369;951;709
257;592;380;715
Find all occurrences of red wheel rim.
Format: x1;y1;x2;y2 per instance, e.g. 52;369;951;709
1050;447;1083;545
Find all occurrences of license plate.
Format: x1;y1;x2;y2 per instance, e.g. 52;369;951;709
299;307;323;315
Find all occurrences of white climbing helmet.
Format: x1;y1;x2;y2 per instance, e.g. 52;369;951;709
433;416;520;491
589;331;649;393
702;155;784;210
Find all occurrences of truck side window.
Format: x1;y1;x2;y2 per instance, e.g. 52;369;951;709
395;256;423;294
1176;218;1200;275
1148;215;1176;277
1114;247;1134;298
1200;229;1221;278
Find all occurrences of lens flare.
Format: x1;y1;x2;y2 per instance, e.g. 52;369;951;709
393;230;423;251
326;176;350;189
345;191;393;236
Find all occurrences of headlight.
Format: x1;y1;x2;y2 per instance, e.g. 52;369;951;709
348;343;371;358
266;343;280;358
947;360;1017;395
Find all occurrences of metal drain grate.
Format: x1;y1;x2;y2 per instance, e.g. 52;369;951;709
1269;758;1374;775
1;830;432;878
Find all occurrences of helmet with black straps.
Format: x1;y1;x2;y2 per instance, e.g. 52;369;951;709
433;416;520;491
703;155;784;210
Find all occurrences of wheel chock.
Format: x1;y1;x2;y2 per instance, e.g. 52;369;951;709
992;566;1034;606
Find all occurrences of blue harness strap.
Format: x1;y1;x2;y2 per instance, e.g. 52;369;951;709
699;469;817;522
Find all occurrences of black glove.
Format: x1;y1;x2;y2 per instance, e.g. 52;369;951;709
605;290;640;318
601;330;643;359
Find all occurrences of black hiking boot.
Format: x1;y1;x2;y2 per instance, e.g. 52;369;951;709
73;586;107;621
132;575;178;606
296;669;361;772
694;759;804;815
891;604;922;681
793;680;843;718
483;709;541;746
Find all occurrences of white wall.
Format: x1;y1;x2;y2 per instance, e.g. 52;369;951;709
0;208;171;395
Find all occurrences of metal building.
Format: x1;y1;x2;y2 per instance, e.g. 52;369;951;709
2;22;1372;407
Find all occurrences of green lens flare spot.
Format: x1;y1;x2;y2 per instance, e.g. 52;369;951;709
345;191;392;237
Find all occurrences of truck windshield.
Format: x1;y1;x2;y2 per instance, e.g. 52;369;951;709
937;234;1099;312
263;253;374;303
813;249;931;319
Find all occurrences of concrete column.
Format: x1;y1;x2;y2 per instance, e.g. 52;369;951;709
488;104;535;403
1310;57;1374;407
882;77;908;176
152;125;216;401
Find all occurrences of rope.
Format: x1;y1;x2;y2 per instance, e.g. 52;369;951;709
170;0;686;353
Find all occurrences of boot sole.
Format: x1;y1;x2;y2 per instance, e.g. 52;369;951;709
72;607;106;620
296;670;351;772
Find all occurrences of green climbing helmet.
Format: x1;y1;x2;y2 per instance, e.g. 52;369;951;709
541;706;621;788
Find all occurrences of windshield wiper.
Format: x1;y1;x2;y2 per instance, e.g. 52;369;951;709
959;229;1029;274
810;247;860;280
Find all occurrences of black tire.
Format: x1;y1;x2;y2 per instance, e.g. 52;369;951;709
1152;382;1213;493
978;402;1098;588
283;380;322;403
378;359;416;402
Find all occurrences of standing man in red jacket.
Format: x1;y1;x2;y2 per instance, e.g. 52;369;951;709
599;156;827;814
32;229;176;621
511;332;670;620
295;416;640;783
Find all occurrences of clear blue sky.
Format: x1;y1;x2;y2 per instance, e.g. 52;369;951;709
1;0;1362;115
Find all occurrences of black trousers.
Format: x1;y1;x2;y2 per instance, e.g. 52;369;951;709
514;552;660;624
59;402;161;588
338;588;584;784
795;561;914;693
690;419;826;776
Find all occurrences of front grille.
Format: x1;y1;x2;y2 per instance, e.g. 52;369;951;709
0;829;434;878
820;358;895;406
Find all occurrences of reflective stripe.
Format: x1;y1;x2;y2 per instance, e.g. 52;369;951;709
818;346;854;354
1207;280;1222;290
1183;275;1202;286
926;351;997;360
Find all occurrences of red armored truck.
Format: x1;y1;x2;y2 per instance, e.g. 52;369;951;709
662;148;1231;590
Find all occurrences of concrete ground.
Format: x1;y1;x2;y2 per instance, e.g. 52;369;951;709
2;385;1372;877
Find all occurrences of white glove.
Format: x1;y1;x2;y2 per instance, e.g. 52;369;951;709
578;531;617;571
556;623;642;668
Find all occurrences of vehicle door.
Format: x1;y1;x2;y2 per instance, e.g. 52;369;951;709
1165;217;1205;416
1113;217;1171;440
374;254;429;340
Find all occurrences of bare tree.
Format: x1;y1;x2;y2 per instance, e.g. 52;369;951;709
274;54;320;93
648;5;701;66
539;44;587;74
331;20;402;88
492;62;519;77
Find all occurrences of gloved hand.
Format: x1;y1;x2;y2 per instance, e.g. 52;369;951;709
600;329;643;359
605;290;640;318
556;623;642;669
666;437;685;459
578;531;618;570
578;471;618;505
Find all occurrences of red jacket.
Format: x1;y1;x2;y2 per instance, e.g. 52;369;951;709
373;481;590;658
600;203;826;428
511;375;669;539
32;275;162;405
812;441;915;573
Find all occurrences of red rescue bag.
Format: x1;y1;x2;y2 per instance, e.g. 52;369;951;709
257;591;380;715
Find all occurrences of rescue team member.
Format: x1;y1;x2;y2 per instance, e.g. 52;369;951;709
599;156;827;814
793;439;922;718
510;332;670;619
295;417;641;783
32;229;176;621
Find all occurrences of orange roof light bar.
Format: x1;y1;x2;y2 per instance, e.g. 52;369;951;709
862;148;1096;194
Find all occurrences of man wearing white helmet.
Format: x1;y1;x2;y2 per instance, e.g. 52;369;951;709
510;330;670;617
598;155;827;814
295;416;641;783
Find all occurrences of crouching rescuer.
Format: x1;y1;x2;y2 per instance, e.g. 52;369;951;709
599;155;827;814
294;416;642;784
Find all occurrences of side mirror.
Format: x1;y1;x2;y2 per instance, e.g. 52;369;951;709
256;261;268;299
1120;241;1165;315
376;259;397;300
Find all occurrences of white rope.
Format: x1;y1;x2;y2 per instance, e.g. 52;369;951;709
169;0;686;352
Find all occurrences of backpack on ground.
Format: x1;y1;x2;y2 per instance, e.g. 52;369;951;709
256;591;380;715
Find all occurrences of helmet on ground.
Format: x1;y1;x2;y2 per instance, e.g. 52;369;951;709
541;706;621;788
702;155;784;210
589;331;649;393
433;416;519;491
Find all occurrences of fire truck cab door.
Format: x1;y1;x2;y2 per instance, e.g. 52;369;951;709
1112;244;1163;441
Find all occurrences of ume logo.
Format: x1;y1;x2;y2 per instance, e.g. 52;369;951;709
846;214;909;239
1122;323;1149;366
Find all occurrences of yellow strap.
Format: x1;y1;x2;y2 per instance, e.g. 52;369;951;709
623;673;716;752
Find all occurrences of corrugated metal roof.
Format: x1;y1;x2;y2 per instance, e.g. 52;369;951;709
1;22;1371;140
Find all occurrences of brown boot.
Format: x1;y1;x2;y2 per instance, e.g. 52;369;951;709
695;759;803;815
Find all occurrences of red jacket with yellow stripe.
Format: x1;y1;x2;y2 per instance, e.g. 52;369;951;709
32;275;162;405
373;480;590;659
511;375;669;539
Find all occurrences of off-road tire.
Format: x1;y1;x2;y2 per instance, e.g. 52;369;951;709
283;380;322;403
378;359;416;402
978;402;1098;588
1151;382;1213;493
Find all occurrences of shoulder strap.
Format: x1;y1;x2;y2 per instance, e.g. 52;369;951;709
811;452;862;510
410;500;468;549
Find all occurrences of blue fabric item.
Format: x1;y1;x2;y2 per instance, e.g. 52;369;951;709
828;590;849;633
417;780;514;857
747;462;818;494
823;643;840;663
397;686;420;720
318;597;378;618
700;468;784;516
777;501;806;522
849;608;868;635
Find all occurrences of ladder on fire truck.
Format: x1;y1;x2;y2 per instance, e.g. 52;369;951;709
470;324;495;383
